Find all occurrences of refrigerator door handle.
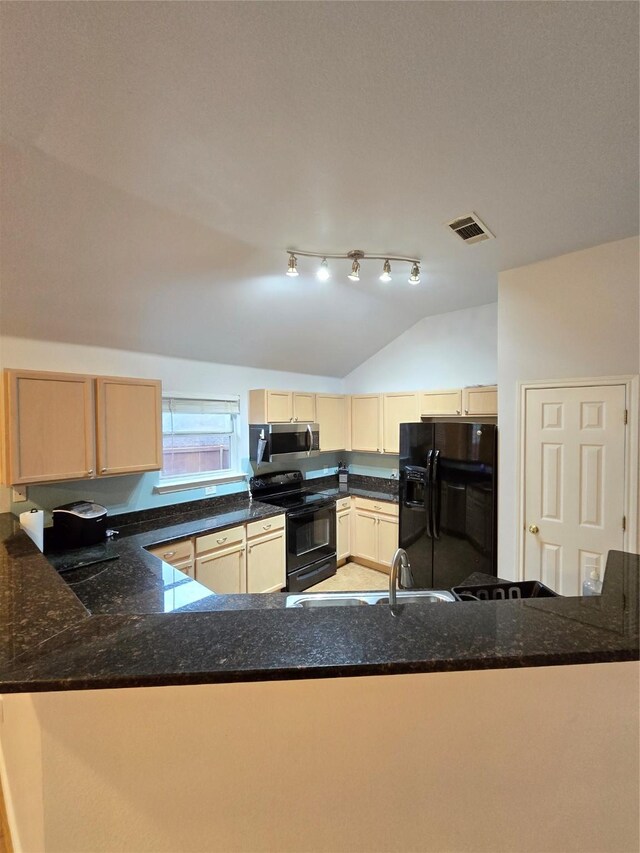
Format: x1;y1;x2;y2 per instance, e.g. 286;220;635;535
425;450;433;538
432;450;441;540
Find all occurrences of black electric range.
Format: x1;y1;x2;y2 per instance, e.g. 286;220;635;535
250;471;337;591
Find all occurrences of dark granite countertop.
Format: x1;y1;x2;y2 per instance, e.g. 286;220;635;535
0;480;637;693
311;474;399;504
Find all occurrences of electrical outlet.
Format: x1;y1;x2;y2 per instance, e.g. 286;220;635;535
390;470;399;480
204;486;217;496
12;486;27;502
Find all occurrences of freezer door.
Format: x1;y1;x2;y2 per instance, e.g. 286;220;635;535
399;423;434;588
431;422;497;588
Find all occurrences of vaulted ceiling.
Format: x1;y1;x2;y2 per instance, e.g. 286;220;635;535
1;1;638;376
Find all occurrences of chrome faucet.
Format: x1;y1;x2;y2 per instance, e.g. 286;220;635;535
389;548;414;607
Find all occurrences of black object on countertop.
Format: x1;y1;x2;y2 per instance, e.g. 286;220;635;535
452;580;558;601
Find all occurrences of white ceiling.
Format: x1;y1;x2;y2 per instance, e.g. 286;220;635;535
1;1;638;376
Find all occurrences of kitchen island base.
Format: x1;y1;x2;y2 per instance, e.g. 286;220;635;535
1;662;637;853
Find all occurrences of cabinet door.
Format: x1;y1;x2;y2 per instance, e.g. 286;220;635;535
351;395;381;453
292;393;315;423
316;395;347;452
353;511;378;562
337;509;351;561
4;369;95;485
420;390;462;416
174;559;195;579
266;391;293;423
96;377;162;476
463;386;498;416
196;545;246;594
377;516;399;568
382;393;420;454
247;531;286;593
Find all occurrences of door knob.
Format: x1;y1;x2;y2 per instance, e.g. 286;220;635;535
528;524;539;534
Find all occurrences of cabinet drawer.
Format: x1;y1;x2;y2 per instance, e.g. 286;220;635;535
353;497;398;517
247;514;285;539
174;559;194;579
196;525;246;554
336;497;351;511
148;538;194;564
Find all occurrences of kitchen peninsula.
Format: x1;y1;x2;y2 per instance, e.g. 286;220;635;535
1;475;637;692
0;481;638;853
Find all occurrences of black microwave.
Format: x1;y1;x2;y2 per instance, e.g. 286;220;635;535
249;423;320;464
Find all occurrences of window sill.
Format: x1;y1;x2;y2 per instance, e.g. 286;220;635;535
154;472;247;495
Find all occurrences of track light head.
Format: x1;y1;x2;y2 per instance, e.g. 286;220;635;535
286;253;299;277
347;259;361;281
408;262;421;285
317;258;331;281
379;260;392;283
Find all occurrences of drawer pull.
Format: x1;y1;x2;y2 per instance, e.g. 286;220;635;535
163;550;176;558
374;505;381;510
216;537;227;544
263;523;272;530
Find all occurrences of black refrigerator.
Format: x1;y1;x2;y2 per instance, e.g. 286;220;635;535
399;422;497;589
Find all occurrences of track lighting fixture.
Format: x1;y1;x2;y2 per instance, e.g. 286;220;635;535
286;253;299;277
285;248;421;285
408;262;421;285
347;259;361;281
317;258;331;281
379;260;392;282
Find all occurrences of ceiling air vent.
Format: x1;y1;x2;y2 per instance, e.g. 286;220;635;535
447;213;495;245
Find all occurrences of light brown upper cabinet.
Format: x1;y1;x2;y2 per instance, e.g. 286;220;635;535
2;369;162;486
462;385;498;416
351;394;382;453
420;389;463;417
248;390;317;424
316;394;348;451
4;369;96;485
382;393;420;454
95;377;162;476
292;392;315;423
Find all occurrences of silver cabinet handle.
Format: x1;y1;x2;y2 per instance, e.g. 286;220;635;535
101;467;107;473
87;469;94;475
216;536;227;544
465;409;469;415
263;523;272;530
456;410;460;415
163;551;176;558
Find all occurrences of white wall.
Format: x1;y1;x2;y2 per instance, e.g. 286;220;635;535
343;302;497;393
1;663;637;853
498;236;640;577
0;336;343;514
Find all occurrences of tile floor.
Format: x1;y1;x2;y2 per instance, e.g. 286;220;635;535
307;562;389;592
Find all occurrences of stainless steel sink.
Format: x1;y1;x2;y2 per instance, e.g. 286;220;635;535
286;590;456;608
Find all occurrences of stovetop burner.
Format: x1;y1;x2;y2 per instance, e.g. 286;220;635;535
249;470;334;513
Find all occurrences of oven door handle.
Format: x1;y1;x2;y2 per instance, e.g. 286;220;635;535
288;503;334;520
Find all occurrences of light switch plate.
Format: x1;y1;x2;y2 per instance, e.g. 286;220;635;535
204;486;217;496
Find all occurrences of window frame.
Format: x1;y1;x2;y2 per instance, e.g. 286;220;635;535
155;393;245;494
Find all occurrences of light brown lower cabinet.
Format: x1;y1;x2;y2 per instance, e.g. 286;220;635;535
196;544;247;594
189;515;286;595
351;498;399;571
247;529;286;593
147;538;195;578
337;509;351;562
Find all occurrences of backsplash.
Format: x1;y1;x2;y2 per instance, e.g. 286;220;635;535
11;453;343;522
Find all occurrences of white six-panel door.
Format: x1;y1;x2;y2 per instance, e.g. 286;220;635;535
524;384;626;594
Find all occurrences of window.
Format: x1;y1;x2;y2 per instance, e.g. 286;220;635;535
158;396;242;492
